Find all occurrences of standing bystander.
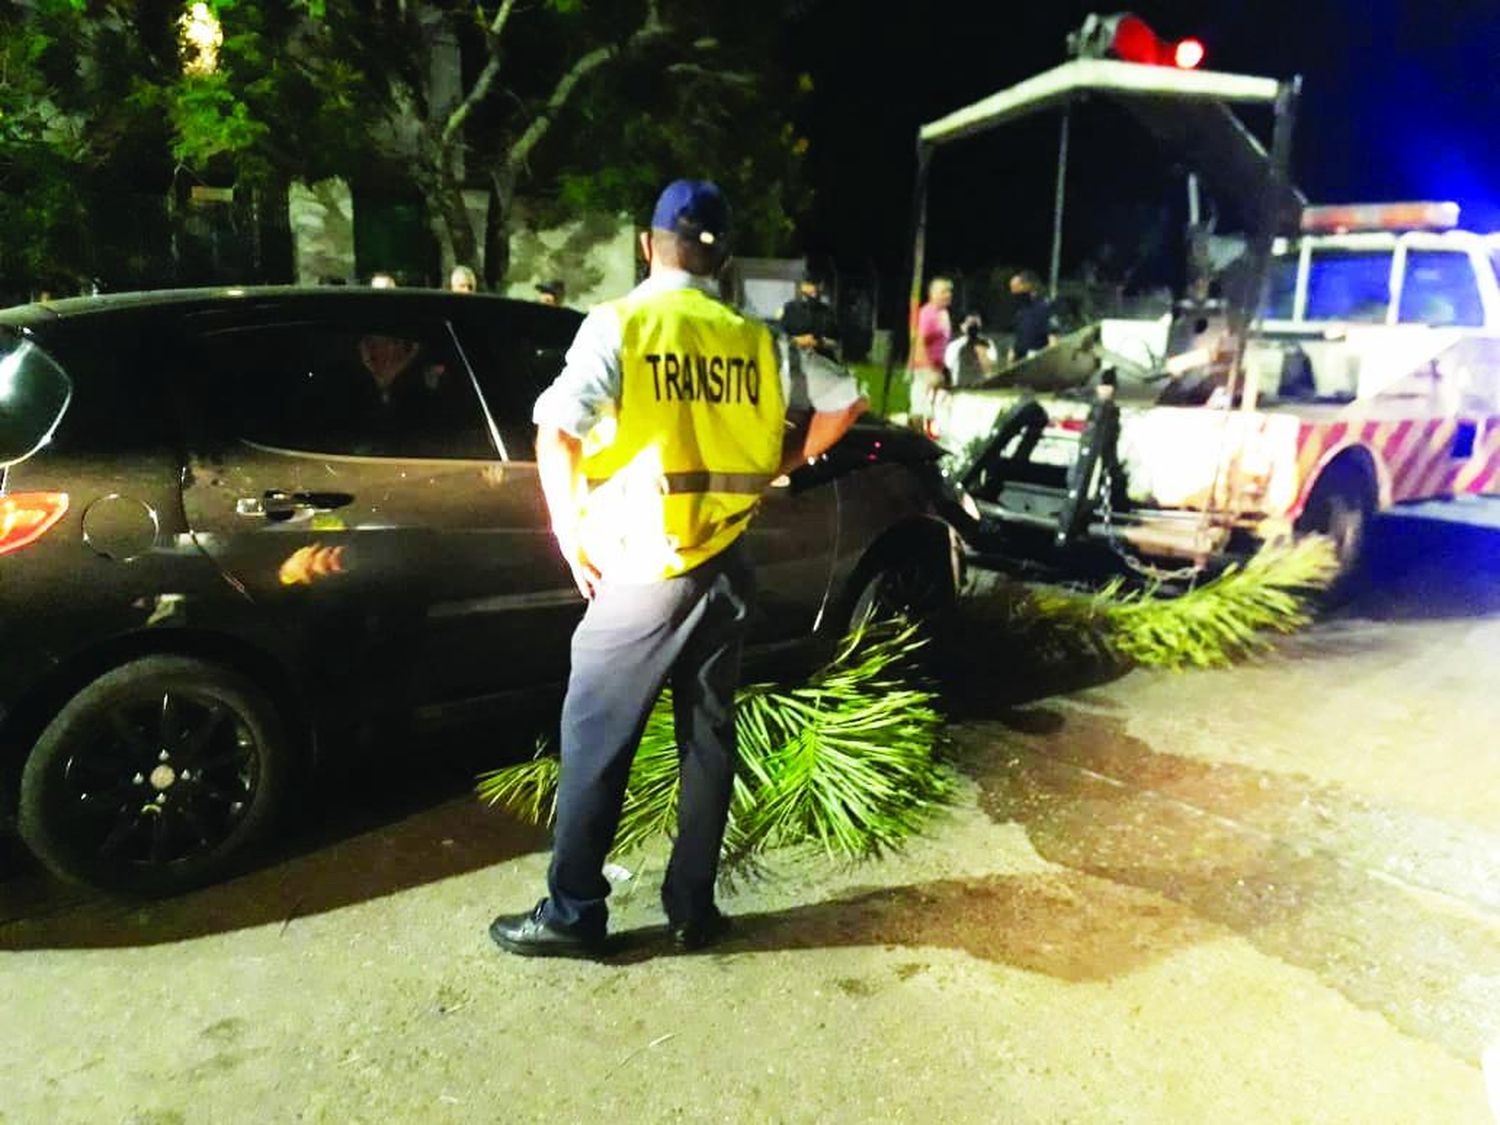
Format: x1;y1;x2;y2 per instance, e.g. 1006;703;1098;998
943;314;1001;387
779;274;841;360
910;276;954;420
489;179;866;957
1008;269;1060;362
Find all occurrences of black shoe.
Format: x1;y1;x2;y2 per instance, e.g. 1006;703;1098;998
668;908;733;952
489;900;605;958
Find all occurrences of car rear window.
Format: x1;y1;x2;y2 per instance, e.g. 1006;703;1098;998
0;331;72;466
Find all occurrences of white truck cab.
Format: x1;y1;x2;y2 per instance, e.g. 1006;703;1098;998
1265;203;1500;331
1245;205;1500;429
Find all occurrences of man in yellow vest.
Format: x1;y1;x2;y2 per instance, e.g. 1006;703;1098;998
491;180;866;956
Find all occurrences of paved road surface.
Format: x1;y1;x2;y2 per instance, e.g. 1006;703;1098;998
1;506;1496;1123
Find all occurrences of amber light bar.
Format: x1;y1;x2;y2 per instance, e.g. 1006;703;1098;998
1301;201;1461;234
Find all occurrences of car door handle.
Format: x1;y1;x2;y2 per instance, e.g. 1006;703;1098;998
236;490;355;521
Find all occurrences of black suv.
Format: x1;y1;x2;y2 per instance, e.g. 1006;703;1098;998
0;287;965;896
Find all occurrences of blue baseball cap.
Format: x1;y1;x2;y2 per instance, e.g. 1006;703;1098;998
651;179;730;247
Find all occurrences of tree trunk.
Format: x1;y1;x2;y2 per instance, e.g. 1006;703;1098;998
483;167;515;290
435;167;480;274
419;134;479;277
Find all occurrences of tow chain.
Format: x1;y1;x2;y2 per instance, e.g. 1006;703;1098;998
1095;465;1210;587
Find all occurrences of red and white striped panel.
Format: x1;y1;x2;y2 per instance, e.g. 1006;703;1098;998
1387;419;1459;503
1291;417;1493;512
1454;417;1500;497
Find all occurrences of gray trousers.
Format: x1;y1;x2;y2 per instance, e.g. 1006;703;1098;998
544;539;753;933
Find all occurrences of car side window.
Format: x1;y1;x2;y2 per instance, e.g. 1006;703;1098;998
456;309;578;460
194;320;496;459
1398;250;1485;328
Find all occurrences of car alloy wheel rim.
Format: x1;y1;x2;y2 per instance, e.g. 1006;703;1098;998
60;690;259;869
868;562;943;623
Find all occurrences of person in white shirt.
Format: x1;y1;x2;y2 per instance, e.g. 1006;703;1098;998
943;313;1001;387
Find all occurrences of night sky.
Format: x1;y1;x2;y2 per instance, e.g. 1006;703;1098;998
783;0;1500;287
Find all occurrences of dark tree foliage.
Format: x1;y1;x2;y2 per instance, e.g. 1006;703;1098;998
0;0;809;293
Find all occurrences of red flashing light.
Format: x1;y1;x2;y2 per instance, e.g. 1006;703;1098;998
1109;14;1162;65
1173;38;1206;69
1070;13;1206;68
0;492;68;556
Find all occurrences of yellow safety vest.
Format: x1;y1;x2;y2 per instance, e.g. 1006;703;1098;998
578;286;786;582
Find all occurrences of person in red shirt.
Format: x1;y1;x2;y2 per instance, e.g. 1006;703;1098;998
910;276;953;420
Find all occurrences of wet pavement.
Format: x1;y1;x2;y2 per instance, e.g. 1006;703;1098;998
965;713;1499;1065
1;501;1498;1122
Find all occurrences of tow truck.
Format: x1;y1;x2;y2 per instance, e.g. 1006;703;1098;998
920;15;1500;586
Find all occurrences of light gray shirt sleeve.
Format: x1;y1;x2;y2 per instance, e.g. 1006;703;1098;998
780;335;864;414
532;304;623;438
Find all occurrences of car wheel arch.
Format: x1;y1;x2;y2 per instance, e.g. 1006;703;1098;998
832;515;960;634
0;628;312;824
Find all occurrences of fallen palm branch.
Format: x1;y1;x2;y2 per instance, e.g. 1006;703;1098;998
477;540;1335;865
476;618;954;870
994;536;1340;671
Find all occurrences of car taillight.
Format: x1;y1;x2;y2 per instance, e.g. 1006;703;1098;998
0;492;69;556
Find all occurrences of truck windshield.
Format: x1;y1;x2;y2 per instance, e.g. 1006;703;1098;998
1303;248;1394;323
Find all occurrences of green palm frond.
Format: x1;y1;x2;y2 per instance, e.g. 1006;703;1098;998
476;617;952;871
476;744;561;823
1028;536;1340;670
733;623;950;859
476;541;1333;871
612;705;682;856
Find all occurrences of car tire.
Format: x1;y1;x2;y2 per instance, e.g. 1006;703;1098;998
846;540;957;632
17;655;291;897
1296;461;1375;603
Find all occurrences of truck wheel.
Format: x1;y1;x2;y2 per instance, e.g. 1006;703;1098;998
1296;462;1375;600
17;656;290;897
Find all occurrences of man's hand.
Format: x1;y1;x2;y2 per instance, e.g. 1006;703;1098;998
793;332;818;349
536;425;598;596
555;529;602;599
